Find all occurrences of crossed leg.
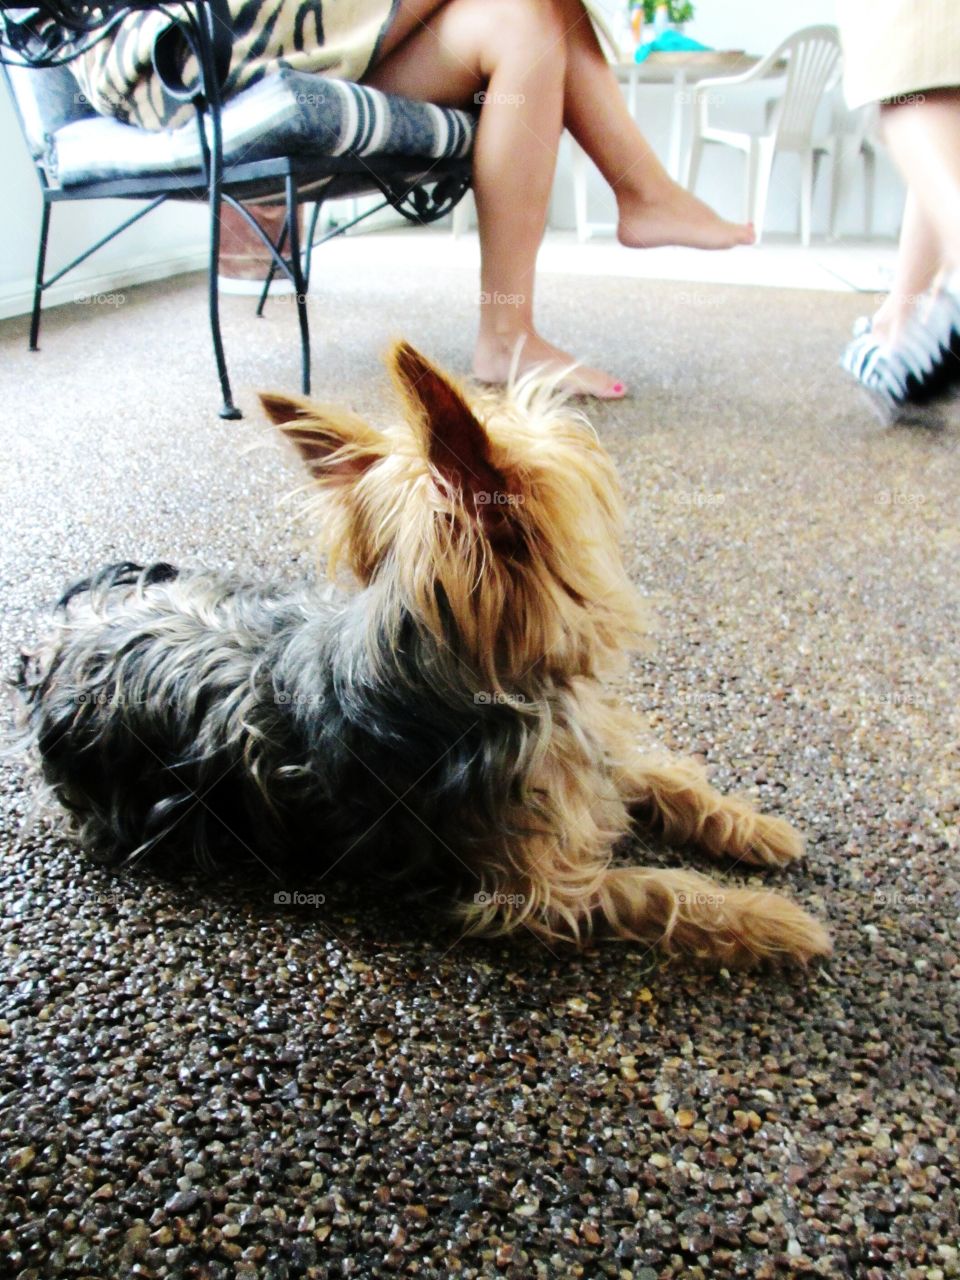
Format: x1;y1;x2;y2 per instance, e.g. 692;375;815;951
365;0;753;398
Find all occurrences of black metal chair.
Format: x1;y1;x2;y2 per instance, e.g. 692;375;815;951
1;0;475;417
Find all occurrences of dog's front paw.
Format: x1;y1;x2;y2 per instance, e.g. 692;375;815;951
742;813;804;867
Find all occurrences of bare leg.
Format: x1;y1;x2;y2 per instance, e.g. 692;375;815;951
367;0;753;396
367;0;625;398
871;190;943;345
880;88;960;271
552;0;755;250
372;0;450;60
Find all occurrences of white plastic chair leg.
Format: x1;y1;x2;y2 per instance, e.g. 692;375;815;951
684;134;703;191
747;139;775;244
799;149;815;246
756;141;776;244
745;140;759;226
863;145;876;238
828;139;844;240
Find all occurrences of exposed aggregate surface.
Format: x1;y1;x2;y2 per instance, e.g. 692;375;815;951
1;255;958;1278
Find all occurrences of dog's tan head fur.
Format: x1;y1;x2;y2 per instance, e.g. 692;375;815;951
261;342;647;689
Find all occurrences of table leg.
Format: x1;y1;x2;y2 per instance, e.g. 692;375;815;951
667;70;686;181
628;64;638;118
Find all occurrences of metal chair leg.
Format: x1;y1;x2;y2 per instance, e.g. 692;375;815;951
302;201;322;289
29;200;51;352
208;184;241;420
256;217;289;318
285;174;311;396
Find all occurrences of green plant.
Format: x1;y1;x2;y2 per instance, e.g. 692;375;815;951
640;0;695;23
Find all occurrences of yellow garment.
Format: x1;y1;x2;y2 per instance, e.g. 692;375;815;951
837;0;960;109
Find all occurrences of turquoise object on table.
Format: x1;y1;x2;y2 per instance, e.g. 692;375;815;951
635;29;712;63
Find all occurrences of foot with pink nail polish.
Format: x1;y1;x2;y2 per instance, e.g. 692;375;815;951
473;328;627;400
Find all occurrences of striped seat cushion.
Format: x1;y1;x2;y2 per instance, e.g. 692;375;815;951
47;69;476;187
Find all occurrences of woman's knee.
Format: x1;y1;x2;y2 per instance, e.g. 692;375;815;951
448;0;567;66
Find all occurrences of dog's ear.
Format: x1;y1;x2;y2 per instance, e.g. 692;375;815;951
259;392;383;482
388;341;509;511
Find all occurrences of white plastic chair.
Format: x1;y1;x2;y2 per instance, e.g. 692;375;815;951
685;25;843;246
827;104;878;239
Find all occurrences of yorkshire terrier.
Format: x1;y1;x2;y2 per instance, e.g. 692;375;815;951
16;342;830;967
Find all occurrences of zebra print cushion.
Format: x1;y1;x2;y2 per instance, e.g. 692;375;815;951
47;70;477;188
70;0;397;131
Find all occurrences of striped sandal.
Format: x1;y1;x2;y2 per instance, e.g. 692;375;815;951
841;289;960;423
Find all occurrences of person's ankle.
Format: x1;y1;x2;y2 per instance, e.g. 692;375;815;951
478;323;531;351
872;307;910;346
619;170;680;207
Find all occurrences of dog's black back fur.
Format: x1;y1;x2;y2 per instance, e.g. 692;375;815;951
15;561;539;888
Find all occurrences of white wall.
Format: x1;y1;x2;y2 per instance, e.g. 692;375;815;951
0;78;208;321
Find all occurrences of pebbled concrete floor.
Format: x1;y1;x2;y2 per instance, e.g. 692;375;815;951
1;256;958;1279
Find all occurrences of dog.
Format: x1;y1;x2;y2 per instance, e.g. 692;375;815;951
15;341;830;966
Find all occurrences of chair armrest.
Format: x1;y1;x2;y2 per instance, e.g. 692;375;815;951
692;49;790;133
693;48;788;94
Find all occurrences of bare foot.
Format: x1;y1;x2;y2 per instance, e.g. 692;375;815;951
618;180;755;250
473;330;626;399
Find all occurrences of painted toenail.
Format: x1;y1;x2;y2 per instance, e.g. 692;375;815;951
612;382;624;394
